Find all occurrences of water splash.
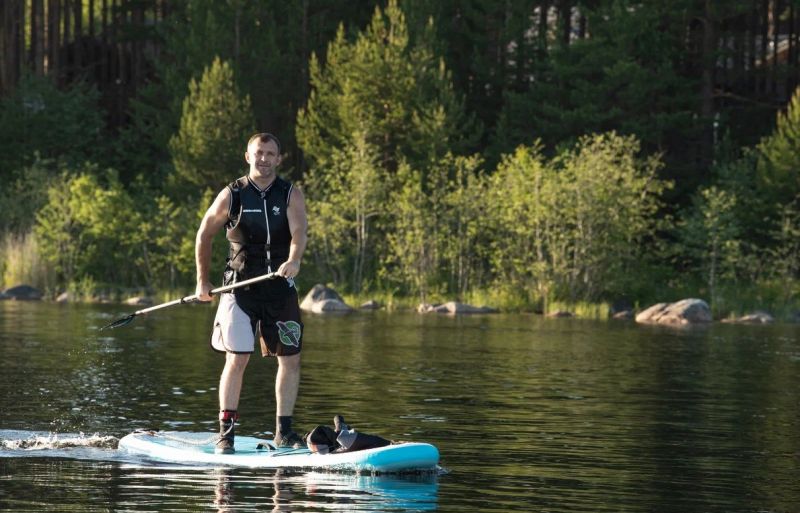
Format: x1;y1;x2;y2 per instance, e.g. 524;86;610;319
0;431;118;451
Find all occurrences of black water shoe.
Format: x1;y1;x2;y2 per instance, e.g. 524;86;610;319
333;415;349;432
216;411;238;454
274;431;304;448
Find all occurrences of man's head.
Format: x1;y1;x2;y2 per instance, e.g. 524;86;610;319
245;133;282;178
247;132;281;154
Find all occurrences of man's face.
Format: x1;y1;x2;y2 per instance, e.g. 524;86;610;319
245;139;281;176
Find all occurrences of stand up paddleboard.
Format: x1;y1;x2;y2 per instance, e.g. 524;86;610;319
118;431;439;473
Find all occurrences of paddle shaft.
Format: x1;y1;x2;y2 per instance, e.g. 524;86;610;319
131;272;279;316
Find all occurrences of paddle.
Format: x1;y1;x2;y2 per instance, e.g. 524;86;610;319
100;272;279;330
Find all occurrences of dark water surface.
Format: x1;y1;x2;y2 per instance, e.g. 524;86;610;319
0;300;798;512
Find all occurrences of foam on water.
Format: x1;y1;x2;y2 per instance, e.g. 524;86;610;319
0;430;119;451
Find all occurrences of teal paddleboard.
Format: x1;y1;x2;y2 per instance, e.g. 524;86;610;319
118;431;439;473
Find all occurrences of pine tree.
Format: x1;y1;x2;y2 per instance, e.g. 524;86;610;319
757;86;800;204
297;0;476;173
491;1;700;194
169;57;255;192
296;0;477;291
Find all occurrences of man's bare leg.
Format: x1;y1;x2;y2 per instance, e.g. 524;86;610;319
216;353;249;454
274;353;301;445
219;353;250;410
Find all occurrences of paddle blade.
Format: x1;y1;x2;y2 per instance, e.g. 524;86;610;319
100;314;136;330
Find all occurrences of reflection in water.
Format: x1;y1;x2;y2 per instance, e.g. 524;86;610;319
209;468;438;512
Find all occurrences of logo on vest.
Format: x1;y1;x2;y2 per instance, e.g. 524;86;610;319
277;321;301;347
272;206;281;216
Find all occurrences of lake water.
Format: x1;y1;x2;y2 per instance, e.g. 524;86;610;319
0;299;798;512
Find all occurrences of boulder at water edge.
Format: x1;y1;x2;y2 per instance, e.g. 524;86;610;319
2;284;43;300
635;299;712;325
418;302;498;314
300;284;353;314
124;296;154;306
721;311;774;324
360;300;381;310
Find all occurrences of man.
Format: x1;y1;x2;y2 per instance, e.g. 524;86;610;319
195;132;308;454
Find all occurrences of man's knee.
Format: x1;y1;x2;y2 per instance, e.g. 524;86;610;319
224;353;250;372
277;353;301;372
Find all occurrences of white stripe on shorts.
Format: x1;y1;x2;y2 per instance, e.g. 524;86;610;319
211;293;255;353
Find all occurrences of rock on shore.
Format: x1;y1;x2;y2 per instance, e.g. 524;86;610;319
359;300;381;310
300;284;353;314
721;311;774;324
417;302;498;314
1;285;43;300
635;299;712;325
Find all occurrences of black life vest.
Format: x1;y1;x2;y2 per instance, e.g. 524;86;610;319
225;175;293;279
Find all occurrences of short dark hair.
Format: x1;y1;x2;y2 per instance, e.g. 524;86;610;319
247;132;281;154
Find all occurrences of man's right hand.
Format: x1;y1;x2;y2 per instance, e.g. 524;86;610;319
196;281;214;302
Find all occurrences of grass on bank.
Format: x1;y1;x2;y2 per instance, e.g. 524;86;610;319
1;233;797;320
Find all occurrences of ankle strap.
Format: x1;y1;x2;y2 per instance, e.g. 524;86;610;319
219;410;239;421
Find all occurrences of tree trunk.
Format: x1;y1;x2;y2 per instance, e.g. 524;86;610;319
88;0;95;81
47;0;60;82
63;0;71;75
133;0;143;94
101;0;108;84
73;0;82;73
771;0;779;95
538;1;549;54
31;0;45;75
559;0;571;48
701;0;717;119
761;0;769;94
0;0;24;94
734;10;745;91
786;3;797;94
748;0;757;94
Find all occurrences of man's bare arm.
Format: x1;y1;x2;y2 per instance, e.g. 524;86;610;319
277;186;308;279
195;188;231;300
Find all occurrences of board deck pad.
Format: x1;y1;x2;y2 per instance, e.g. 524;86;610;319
118;431;439;473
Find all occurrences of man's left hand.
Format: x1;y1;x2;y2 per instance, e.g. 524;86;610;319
277;260;300;279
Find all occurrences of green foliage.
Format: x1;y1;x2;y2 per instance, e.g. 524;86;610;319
383;162;440;301
3;0;800;313
768;199;800;304
492;1;699;193
0;231;54;291
679;186;742;306
439;154;488;297
299;0;478;293
33;167;140;287
485;142;551;304
757;86;800;204
134;195;195;291
488;133;669;304
297;0;476;173
169;57;255;192
0;155;57;233
305;130;385;292
0;74;105;178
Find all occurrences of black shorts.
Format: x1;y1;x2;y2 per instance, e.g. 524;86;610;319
211;280;303;357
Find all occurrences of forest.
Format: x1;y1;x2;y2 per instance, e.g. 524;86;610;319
0;0;798;317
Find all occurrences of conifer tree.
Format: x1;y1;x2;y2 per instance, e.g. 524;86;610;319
297;0;475;172
169;57;255;191
757;86;800;204
296;0;477;292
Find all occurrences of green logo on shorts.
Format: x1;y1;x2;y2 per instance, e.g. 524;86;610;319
277;321;302;347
